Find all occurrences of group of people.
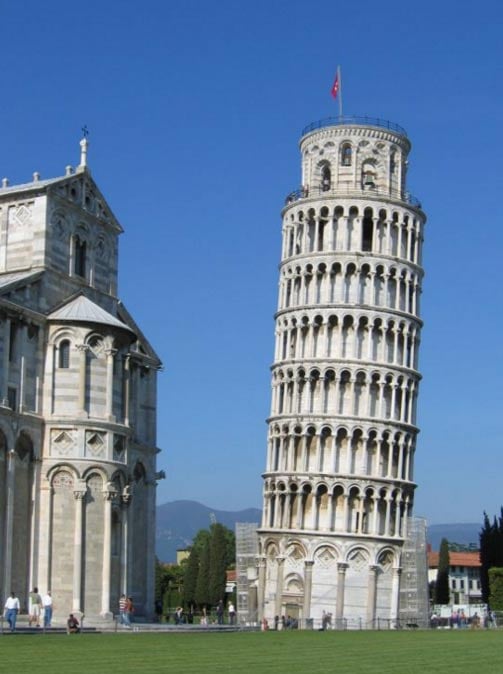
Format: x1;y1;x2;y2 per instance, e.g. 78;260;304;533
430;609;498;629
168;601;235;626
3;588;53;632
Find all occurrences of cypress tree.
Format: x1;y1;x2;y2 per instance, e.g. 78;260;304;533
183;546;199;609
195;537;210;609
208;523;228;606
435;537;450;604
479;509;503;603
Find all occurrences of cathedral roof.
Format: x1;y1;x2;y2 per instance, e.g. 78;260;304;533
0;270;43;292
47;294;135;335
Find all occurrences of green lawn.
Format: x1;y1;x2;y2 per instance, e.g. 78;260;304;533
1;630;502;674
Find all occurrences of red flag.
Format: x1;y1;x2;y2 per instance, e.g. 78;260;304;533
331;73;339;99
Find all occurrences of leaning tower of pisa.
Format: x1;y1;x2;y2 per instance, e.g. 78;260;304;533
257;116;426;628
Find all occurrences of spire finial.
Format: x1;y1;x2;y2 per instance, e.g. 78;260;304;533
79;125;89;169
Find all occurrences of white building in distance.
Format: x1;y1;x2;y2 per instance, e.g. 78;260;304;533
258;115;426;627
0;139;161;621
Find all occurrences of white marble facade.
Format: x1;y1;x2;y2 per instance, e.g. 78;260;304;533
258;118;426;627
0;141;161;620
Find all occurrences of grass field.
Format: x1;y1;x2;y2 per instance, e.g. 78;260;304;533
1;630;502;674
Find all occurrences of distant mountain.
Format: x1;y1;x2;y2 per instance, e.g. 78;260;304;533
155;502;481;561
156;500;261;562
426;523;480;551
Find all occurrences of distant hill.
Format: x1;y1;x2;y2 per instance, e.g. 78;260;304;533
427;523;480;551
156;500;261;562
155;502;481;561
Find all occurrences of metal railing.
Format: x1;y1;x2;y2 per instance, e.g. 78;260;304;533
284;184;422;209
302;116;407;138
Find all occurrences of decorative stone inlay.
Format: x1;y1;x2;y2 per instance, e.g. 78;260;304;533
378;550;394;572
52;470;74;490
348;549;368;572
8;203;32;228
86;431;106;458
88;336;104;358
51;429;76;456
315;546;337;568
113;435;125;462
286;544;305;568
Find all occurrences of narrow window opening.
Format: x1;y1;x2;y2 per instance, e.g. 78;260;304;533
321;165;331;191
341;144;352;166
74;236;87;278
59;340;70;368
9;322;17;362
362;217;373;251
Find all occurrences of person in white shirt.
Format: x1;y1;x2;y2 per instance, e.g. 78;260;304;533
4;592;20;632
43;591;53;628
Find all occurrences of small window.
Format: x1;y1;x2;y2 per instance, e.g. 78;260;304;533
58;340;70;368
341;144;352;166
362;216;373;252
321;165;331;192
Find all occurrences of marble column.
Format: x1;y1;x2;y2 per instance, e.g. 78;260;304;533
101;484;117;617
72;485;86;613
335;562;348;625
367;565;378;626
257;557;266;621
105;348;117;421
3;449;16;594
303;560;314;624
1;318;11;406
76;344;88;415
390;567;402;627
274;557;285;618
120;488;131;595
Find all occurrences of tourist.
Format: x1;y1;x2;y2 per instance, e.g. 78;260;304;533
126;596;135;624
28;586;43;627
200;607;208;626
67;614;80;634
4;592;20;632
42;591;53;628
119;594;131;627
216;599;224;625
228;602;236;625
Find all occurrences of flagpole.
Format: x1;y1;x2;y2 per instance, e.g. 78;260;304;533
338;65;343;119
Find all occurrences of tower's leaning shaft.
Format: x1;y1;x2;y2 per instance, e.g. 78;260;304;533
257;116;426;627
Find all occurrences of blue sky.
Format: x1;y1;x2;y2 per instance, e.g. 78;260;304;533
1;0;502;524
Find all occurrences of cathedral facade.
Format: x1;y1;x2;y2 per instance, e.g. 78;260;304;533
258;116;426;627
0;140;161;620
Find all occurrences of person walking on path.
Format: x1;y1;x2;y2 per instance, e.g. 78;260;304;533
126;596;134;625
29;587;43;627
4;592;20;632
42;591;53;628
119;594;131;627
228;602;236;625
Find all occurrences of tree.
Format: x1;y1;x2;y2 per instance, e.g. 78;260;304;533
183;546;199;608
208;523;228;605
480;510;503;603
195;536;210;608
435;537;450;604
488;568;503;610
